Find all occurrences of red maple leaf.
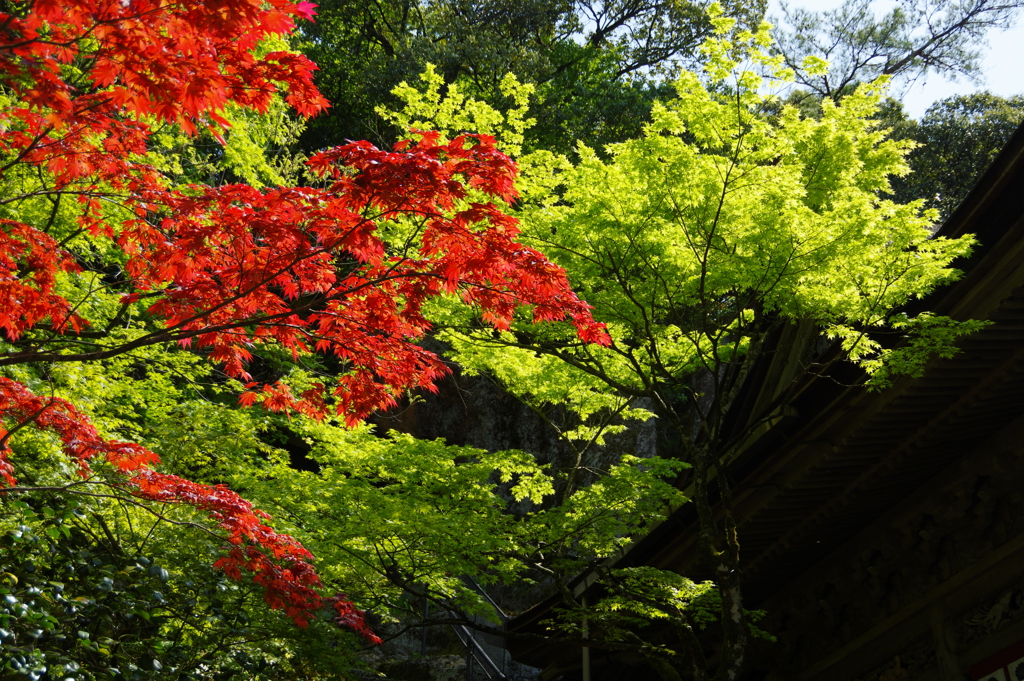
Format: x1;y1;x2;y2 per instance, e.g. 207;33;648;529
0;0;607;634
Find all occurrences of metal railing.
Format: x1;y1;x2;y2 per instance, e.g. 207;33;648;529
451;622;507;680
449;577;510;680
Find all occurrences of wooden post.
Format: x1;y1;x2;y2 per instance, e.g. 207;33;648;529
422;598;429;657
582;594;591;681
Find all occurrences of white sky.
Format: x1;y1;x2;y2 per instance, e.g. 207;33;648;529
770;0;1024;118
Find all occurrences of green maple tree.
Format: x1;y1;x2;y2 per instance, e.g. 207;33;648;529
380;6;986;678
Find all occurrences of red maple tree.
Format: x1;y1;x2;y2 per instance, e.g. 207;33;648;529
0;0;606;634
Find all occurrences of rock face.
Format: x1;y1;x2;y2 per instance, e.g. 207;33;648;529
376;656;466;681
358;624;542;681
372;368;662;492
372;370;572;457
364;650;541;681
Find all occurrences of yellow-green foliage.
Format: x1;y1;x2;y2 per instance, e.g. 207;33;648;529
240;420;684;622
377;64;535;158
395;5;980;426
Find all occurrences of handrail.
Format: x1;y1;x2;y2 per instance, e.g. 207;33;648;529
464;576;510;622
451;621;507;680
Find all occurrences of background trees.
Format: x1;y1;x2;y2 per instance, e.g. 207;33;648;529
772;0;1024;100
890;91;1024;220
769;0;1024;226
296;0;768;155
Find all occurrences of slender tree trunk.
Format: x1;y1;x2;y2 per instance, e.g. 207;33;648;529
687;438;747;681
